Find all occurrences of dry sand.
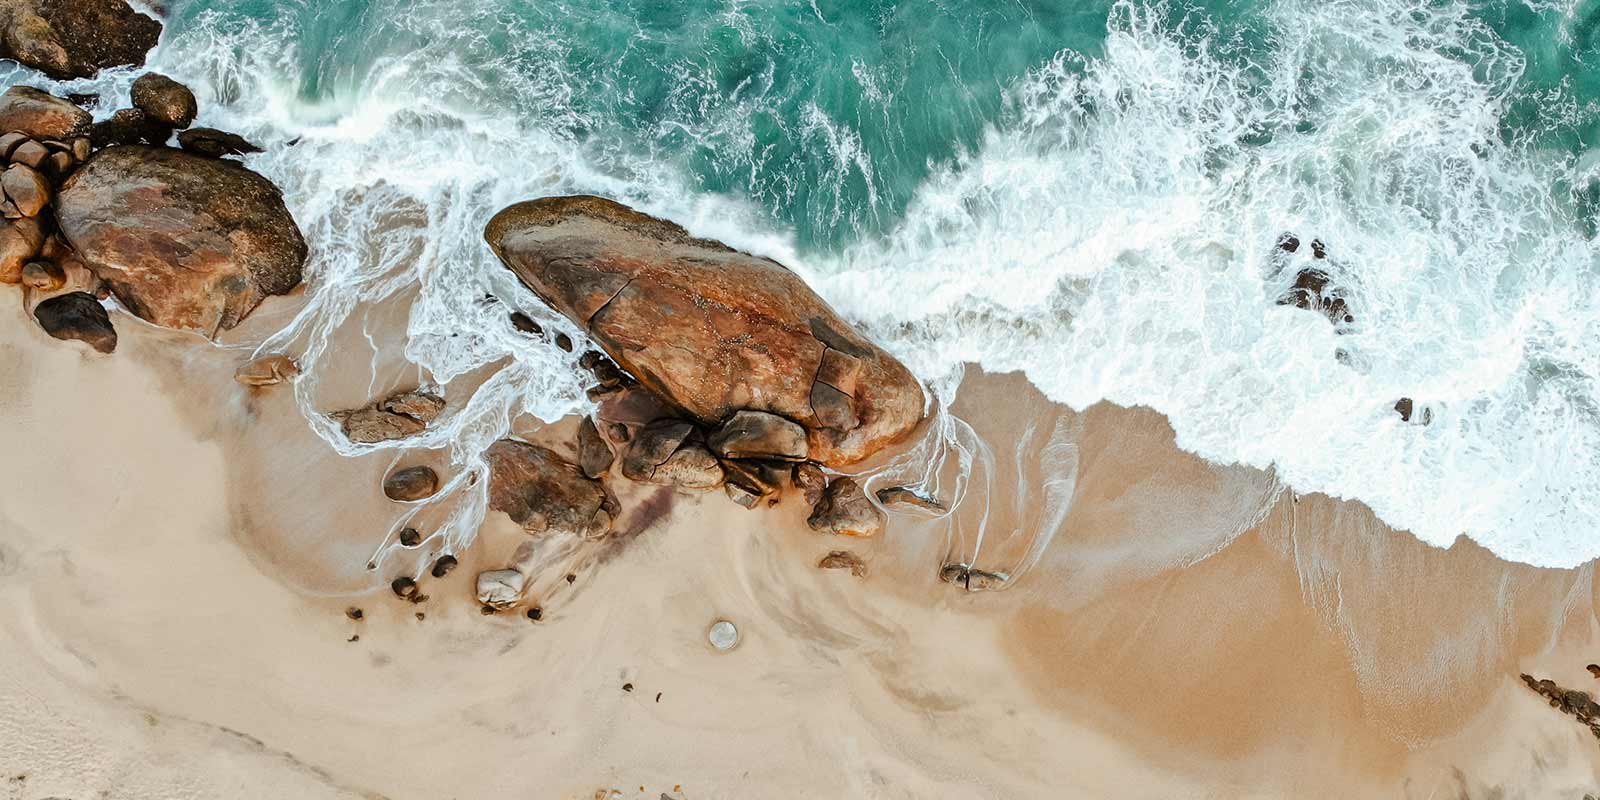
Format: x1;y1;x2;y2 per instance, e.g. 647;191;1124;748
1;304;1598;799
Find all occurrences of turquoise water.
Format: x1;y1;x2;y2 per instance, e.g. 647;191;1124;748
70;0;1600;567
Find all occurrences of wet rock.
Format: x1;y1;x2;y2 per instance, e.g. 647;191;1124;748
1394;398;1433;425
0;86;88;138
0;131;25;160
806;477;884;538
875;486;946;513
429;555;457;578
397;527;422;547
378;390;445;423
509;310;542;337
390;576;419;600
175;126;263;159
476;569;526;610
32;290;114;353
484;195;925;467
336;409;426;444
707;410;808;462
4;0;163;79
939;563;968;586
577;416;613;479
18;258;60;290
1277;266;1353;327
56;145;307;335
817;550;867;578
721;458;786;508
129;72;197;129
7;138;46;169
792;462;827;507
486;438;612;538
233;353;299;386
649;444;724;490
88;107;166;148
1276;233;1299;253
554;332;572;352
383;466;439;502
620;419;695;482
1;163;49;216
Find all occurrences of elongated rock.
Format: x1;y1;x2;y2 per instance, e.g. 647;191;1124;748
56;145;307;335
485;195;924;467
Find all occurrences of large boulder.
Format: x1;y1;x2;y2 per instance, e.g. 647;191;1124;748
55;145;306;335
484;195;925;467
0;0;162;80
33;291;115;353
130;72;197;129
485;439;612;539
0;85;89;139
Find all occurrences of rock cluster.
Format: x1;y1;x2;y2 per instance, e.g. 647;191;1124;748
1273;234;1353;329
1521;673;1600;741
0;0;162;80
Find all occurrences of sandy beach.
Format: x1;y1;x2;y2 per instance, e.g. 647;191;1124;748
3;303;1597;800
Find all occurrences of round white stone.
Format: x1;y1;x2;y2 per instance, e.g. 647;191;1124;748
708;619;739;651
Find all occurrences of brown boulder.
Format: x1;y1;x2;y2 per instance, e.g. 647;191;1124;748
707;410;808;461
0;85;88;138
233;353;299;386
576;416;613;479
484;195;924;467
130;72;197;128
806;477;884;538
649;444;724;490
177;127;262;159
88;107;167;148
0;215;44;282
485;439;612;538
18;258;59;289
2;0;163;79
619;419;695;482
383;466;439;502
337;409;425;444
55;145;307;335
1;163;48;216
818;550;867;578
33;290;114;353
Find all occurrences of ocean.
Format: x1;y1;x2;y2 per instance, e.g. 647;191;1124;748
32;0;1600;567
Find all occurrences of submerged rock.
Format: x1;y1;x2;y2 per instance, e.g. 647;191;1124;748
176;127;263;159
817;550;867;578
33;290;114;352
1;0;162;79
875;486;946;513
806;477;884;538
233;354;299;386
486;439;612;538
337;409;425;444
0;86;89;138
383;466;439;502
56;145;307;335
484;195;925;467
378;390;445;423
129;72;196;129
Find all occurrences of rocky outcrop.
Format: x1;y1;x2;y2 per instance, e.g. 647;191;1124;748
383;466;439;502
32;290;113;352
333;389;444;444
0;86;88;139
0;0;161;79
129;72;196;129
485;439;613;539
484;195;924;467
1521;673;1600;741
56;145;307;335
806;477;884;538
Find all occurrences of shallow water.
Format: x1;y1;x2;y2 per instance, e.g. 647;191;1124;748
14;0;1600;566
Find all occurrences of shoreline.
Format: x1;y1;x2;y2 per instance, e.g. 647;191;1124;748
3;307;1597;798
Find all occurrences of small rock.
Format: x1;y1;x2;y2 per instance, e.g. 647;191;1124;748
965;570;1007;591
0;133;26;160
233;354;299;386
476;569;526;609
875;486;946;513
724;481;762;509
606;422;631;443
509;311;542;337
345;607;363;621
486;439;613;538
429;555;458;578
8;139;47;170
397;527;422;547
526;607;543;621
622;683;633;693
1276;233;1300;253
337;408;425;444
0;164;47;217
1394;398;1433;425
577;416;614;479
817;550;867;577
391;576;418;599
807;477;885;538
793;462;827;507
554;332;572;352
130;73;198;129
708;410;808;461
378;390;445;423
19;259;62;290
176;127;262;159
480;605;498;616
383;465;439;502
33;291;115;353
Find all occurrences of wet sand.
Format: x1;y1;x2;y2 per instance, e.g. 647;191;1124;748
1;305;1598;799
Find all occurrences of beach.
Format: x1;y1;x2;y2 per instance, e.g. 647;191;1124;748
3;310;1597;799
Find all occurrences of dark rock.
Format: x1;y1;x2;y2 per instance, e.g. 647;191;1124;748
344;607;363;621
806;477;884;538
721;458;786;507
1277;267;1353;327
383;466;438;502
1276;233;1299;253
0;86;88;138
484;195;925;467
576;416;613;479
336;409;425;444
130;72;197;128
429;555;457;578
176;126;262;159
13;0;163;79
509;311;542;337
526;607;542;621
1394;398;1433;425
390;576;418;599
792;462;827;507
875;486;946;513
606;421;631;443
554;332;572;352
18;258;60;290
620;419;695;482
33;291;114;352
707;410;808;462
817;550;867;577
56;145;307;335
397;527;422;547
378;390;445;423
88;107;167;148
486;438;612;538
